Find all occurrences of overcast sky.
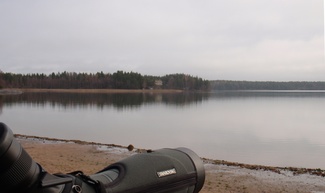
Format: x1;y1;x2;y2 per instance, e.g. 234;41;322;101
0;0;324;81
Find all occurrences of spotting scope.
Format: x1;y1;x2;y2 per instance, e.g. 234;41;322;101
0;122;205;193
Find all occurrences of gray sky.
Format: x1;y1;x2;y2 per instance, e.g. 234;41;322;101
0;0;324;81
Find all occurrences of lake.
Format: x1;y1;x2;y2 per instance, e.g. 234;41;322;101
1;90;325;169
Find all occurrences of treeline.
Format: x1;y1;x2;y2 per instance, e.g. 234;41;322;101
0;71;209;90
211;80;325;90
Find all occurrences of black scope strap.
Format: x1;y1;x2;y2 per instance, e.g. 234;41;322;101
69;171;106;193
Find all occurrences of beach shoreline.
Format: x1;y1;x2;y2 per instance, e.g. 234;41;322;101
17;134;325;193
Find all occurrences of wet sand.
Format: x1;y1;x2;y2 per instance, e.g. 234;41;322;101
18;136;325;193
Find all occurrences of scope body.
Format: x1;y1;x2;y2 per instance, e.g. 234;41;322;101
0;123;205;193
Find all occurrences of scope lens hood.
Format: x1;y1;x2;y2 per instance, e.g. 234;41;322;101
175;147;205;193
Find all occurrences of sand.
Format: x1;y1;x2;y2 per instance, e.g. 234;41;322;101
17;137;325;193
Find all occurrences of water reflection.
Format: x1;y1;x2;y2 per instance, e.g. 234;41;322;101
3;90;325;109
2;92;210;110
210;90;325;99
1;91;325;168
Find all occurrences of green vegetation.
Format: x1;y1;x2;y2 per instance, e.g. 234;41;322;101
211;80;325;90
0;71;210;91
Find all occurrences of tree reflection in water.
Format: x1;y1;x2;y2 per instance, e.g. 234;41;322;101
1;92;210;110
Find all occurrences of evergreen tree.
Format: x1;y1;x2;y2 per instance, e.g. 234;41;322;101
0;70;210;90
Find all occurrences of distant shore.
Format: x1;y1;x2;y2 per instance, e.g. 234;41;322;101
16;88;184;94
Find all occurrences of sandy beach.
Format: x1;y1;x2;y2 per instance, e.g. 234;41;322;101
16;136;325;193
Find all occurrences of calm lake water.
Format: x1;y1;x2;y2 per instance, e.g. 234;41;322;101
1;91;325;169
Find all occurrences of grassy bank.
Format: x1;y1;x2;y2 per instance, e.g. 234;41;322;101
0;89;23;95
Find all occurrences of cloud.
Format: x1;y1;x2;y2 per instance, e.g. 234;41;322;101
0;0;323;80
204;36;324;80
